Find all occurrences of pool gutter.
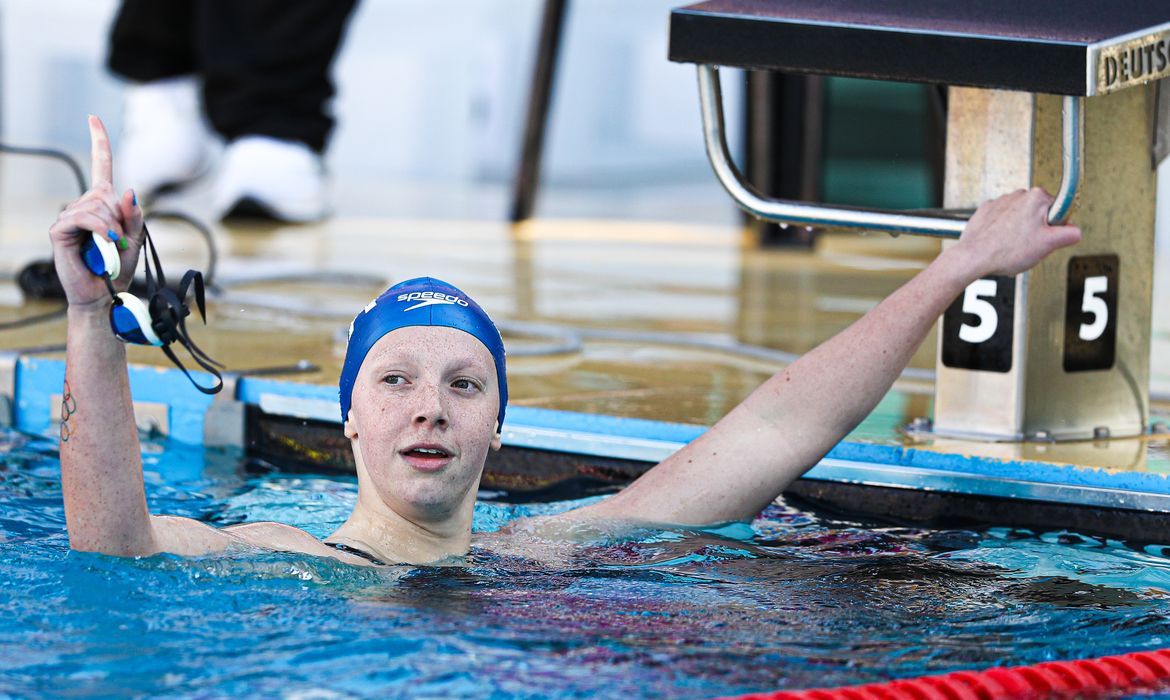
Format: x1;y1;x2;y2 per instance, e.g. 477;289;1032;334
12;356;1170;539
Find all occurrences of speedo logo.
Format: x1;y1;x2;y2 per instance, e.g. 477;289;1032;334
398;291;470;312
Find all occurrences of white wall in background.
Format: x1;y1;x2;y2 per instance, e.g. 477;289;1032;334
0;0;1163;236
331;0;739;184
0;0;123;196
0;0;738;195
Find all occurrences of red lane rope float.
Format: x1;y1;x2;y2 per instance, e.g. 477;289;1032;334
717;648;1170;700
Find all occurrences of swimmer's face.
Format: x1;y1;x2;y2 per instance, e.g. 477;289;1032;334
344;326;501;522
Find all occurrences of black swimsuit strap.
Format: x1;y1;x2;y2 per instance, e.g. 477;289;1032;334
327;542;389;566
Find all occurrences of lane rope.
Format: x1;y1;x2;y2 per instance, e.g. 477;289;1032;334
717;648;1170;700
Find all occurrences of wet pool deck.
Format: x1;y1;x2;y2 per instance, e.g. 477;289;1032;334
3;191;942;422
5;186;1170;496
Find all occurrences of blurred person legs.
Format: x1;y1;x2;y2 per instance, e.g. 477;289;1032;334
107;0;210;202
108;0;357;222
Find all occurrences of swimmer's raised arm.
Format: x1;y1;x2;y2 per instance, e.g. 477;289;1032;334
50;118;238;558
48;117;372;565
50;116;157;555
572;188;1082;526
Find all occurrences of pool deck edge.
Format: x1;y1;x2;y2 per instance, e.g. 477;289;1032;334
9;357;1170;517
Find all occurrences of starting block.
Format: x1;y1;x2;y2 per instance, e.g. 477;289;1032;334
669;0;1170;442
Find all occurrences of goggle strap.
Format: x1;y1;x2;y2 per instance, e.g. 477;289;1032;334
160;342;223;395
140;223;168;293
167;277;222;369
112;222;225;395
178;269;207;324
173;305;223;369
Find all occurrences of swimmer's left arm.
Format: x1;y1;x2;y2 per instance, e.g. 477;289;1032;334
570;188;1081;526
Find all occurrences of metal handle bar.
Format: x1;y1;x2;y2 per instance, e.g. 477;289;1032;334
697;65;1083;238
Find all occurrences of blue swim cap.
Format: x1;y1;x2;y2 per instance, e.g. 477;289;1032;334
339;277;507;432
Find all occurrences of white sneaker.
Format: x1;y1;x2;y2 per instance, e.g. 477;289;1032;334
214;137;329;223
117;77;212;199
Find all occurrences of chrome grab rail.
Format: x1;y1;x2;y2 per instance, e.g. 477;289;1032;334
1046;89;1083;225
697;65;1083;238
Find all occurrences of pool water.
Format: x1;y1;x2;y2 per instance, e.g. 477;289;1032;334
3;426;1170;699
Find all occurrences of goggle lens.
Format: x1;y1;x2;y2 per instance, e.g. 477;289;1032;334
110;303;151;345
82;238;108;276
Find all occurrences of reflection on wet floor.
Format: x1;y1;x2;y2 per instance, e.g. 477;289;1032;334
5;201;1170;472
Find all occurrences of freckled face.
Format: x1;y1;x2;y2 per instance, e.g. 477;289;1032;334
345;326;501;522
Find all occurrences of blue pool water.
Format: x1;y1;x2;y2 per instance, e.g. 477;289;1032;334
3;426;1170;699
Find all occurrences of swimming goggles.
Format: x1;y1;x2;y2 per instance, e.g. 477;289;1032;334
81;223;224;394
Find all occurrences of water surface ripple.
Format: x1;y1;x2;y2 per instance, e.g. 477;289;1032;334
2;428;1169;698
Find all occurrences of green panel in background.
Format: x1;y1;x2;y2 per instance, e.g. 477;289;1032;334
821;78;937;210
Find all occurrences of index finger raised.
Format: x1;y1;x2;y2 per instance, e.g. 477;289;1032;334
88;115;114;188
